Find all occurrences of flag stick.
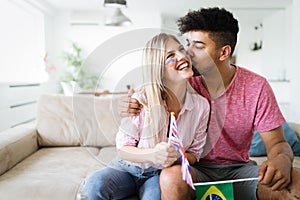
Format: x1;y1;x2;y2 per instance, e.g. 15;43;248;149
194;177;259;186
167;112;175;146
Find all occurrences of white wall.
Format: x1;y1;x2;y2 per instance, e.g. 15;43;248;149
235;9;293;120
262;11;287;80
0;0;47;83
43;4;300;123
47;10;162;92
286;2;300;123
0;0;56;132
235;21;263;74
236;10;287;78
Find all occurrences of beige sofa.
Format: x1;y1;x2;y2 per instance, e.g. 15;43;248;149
0;94;299;200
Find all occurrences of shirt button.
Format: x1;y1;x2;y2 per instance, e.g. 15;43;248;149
211;100;215;104
211;111;214;114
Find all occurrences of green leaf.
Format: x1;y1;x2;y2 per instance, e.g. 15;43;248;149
60;42;99;90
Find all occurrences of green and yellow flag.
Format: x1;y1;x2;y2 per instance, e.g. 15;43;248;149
194;177;258;200
195;182;233;200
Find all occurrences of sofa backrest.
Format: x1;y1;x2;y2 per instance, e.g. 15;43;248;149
36;94;122;147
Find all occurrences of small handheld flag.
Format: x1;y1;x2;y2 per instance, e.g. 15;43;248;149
195;182;233;200
168;112;195;190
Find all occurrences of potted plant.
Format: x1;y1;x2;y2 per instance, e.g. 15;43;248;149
60;43;98;95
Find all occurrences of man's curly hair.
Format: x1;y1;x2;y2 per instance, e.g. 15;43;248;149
177;7;239;55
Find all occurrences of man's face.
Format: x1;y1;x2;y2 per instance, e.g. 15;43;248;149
186;31;219;75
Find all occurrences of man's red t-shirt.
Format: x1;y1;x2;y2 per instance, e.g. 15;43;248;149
189;66;285;164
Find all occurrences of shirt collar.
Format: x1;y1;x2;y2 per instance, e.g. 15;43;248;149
180;91;195;112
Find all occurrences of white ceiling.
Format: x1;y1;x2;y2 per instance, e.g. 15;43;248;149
43;0;292;12
42;0;293;23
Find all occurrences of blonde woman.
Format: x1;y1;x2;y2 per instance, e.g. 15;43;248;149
82;33;209;200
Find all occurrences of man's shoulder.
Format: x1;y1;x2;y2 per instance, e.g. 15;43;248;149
237;66;266;81
236;66;268;86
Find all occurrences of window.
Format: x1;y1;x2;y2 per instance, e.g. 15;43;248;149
0;0;47;83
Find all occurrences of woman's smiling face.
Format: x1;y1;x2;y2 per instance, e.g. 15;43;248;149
163;38;193;84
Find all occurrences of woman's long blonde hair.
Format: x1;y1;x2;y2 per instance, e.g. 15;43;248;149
135;33;181;146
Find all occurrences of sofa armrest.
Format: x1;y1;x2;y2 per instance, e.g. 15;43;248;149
0;123;38;176
288;122;300;139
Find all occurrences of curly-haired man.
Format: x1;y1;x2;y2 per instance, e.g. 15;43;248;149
158;7;300;200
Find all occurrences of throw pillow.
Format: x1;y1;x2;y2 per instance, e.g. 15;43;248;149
250;122;300;156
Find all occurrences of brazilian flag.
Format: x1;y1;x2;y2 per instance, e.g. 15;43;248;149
195;182;234;200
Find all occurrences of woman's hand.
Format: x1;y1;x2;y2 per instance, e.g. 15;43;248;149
151;142;180;167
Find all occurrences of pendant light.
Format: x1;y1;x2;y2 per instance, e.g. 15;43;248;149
103;0;132;26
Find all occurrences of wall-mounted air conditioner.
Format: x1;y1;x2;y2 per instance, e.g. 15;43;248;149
69;11;105;26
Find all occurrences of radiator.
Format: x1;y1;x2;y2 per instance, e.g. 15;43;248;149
0;83;42;132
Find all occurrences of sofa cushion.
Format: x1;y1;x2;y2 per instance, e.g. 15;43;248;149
251;156;300;167
96;146;118;165
0;147;105;200
289;122;300;138
250;122;300;156
37;94;121;147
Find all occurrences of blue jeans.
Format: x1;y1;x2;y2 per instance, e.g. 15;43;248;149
81;159;161;200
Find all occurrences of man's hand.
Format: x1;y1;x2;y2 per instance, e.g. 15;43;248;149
118;89;142;117
258;125;294;191
258;153;292;190
151;142;180;167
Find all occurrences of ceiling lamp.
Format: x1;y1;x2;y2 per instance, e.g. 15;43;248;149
104;0;132;26
104;0;127;8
